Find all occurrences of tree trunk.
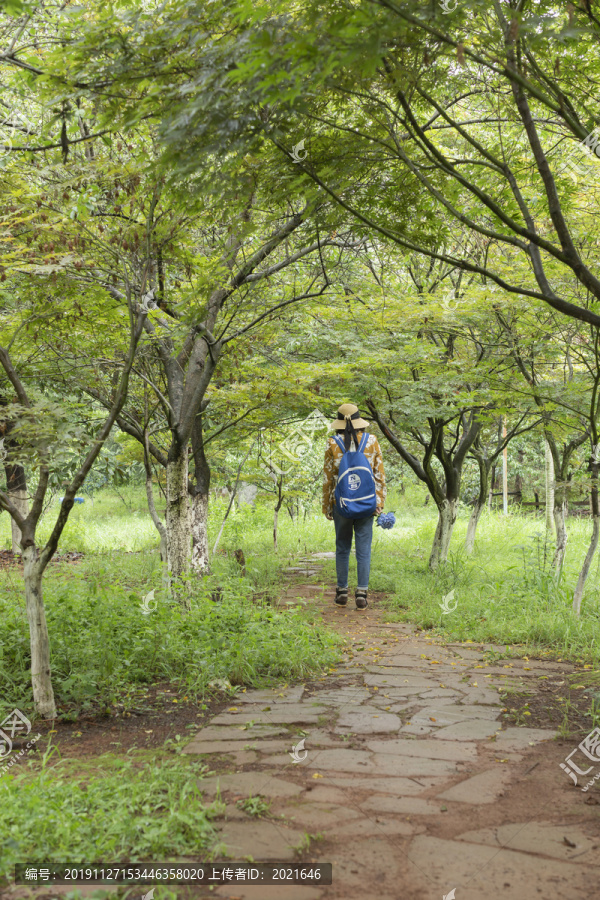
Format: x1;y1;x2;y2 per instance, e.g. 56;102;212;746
429;498;457;570
166;448;191;593
465;456;488;554
515;449;524;497
190;407;211;575
546;435;573;570
502;417;508;515
5;464;28;553
465;500;484;555
22;544;56;718
573;463;599;616
191;491;210;573
273;475;284;550
552;491;568;570
545;439;555;531
488;464;496;509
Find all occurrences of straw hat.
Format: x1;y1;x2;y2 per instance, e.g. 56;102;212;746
330;403;369;430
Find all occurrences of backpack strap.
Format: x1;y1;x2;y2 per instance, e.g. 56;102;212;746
334;433;369;453
333;435;346;453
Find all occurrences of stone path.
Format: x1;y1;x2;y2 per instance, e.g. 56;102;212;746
185;563;600;900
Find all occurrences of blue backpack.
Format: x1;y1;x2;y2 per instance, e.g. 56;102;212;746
333;433;378;519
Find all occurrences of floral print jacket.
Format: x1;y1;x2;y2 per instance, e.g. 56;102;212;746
322;431;386;516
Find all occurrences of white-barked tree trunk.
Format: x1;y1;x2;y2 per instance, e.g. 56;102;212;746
22;544;56;718
191;491;210;573
429;498;457;570
573;462;599;615
166;449;191;602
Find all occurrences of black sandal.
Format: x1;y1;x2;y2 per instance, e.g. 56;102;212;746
335;587;348;606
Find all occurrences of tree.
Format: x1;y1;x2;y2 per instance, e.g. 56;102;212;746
117;0;600;334
0;286;143;717
250;410;330;548
465;412;539;554
369;398;480;569
100;191;340;583
235;0;600;331
9;103;342;586
496;305;592;570
1;398;29;552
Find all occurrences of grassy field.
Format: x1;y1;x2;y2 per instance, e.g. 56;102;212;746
375;487;600;665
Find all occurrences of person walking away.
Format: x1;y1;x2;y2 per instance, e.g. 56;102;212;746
322;403;386;609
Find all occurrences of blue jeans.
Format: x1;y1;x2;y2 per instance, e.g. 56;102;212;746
333;509;374;590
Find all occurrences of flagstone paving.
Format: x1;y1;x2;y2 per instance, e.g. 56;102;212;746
182;568;599;900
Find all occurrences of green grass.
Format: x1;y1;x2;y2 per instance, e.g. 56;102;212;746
0;487;342;719
0;747;219;883
0;572;340;717
360;487;600;667
0;486;159;554
236;795;271;817
233;480;600;668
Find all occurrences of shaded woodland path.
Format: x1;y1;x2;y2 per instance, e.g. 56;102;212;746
185;556;600;900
